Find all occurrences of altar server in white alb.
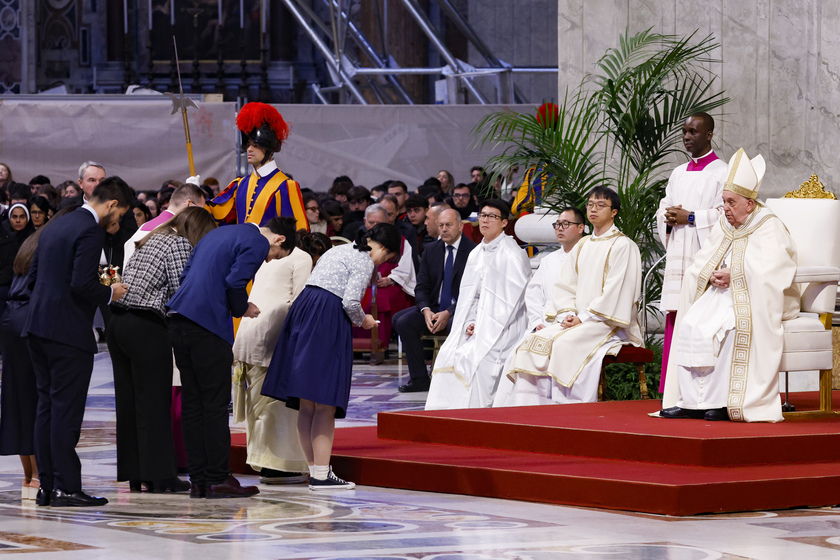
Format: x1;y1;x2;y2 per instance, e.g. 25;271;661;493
659;149;799;422
493;206;585;407
508;186;643;405
425;199;531;410
655;112;727;391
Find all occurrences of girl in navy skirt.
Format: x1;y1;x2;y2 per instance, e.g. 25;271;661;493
262;223;400;490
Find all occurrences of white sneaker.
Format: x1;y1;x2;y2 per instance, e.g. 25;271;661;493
308;467;355;491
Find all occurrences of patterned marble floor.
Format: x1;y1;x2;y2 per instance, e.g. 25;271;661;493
2;347;840;558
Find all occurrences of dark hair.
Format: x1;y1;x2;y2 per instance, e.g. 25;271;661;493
28;175;50;186
427;192;445;204
200;185;214;201
480;198;511;220
405;193;429;210
132;200;152;222
559;206;585;224
470;166;484;175
387;181;408;194
160;179;181;191
158;186;176;200
158;193;172;207
170;183;206;206
329;176;353;197
423;177;442;191
13;205;78;276
690;111;715;132
8;182;30;202
302;192;319;207
265;216;298;251
347;185;371;203
298;231;332;259
587;186;621;214
91;176;133;208
145;198;160;215
321;199;345;219
355;222;400;254
453;182;474;195
36;184;60;207
29;195;52;218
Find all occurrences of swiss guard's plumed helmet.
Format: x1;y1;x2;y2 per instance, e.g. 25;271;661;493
535;102;560;129
236;102;290;153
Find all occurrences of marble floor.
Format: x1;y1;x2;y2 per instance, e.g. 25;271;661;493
2;348;840;559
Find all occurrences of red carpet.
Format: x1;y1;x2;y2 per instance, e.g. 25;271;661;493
230;391;840;516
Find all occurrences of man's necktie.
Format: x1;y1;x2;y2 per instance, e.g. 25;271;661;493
439;245;455;309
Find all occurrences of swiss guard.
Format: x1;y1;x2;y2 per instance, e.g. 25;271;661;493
208;102;309;230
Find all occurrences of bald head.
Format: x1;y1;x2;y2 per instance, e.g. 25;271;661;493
437;208;462;244
424;204;446;238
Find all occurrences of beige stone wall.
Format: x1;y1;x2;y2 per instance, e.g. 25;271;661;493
557;0;840;198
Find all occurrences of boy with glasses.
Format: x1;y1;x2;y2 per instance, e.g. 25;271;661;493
508;187;643;405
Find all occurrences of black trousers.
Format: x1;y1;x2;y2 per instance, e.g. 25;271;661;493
169;315;233;486
393;306;450;382
28;335;94;493
107;309;177;482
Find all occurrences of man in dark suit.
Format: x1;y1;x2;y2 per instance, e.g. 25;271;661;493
166;216;297;499
24;177;133;507
393;208;477;392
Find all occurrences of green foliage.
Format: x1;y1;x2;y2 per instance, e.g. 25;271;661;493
474;29;730;393
602;336;663;401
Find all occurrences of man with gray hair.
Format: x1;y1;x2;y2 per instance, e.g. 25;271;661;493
60;161;106;209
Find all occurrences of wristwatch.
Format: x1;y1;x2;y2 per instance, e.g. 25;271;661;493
687;211;696;227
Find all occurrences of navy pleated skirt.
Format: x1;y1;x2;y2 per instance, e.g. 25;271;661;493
261;286;353;418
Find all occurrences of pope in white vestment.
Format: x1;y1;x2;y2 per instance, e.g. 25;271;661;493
661;149;799;422
509;189;643;404
232;246;312;475
426;201;531;410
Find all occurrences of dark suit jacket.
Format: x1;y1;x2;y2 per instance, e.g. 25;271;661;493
61;195;137;269
414;235;477;316
23;208;112;353
166;224;269;345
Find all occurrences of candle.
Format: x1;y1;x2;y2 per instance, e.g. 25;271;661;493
171;0;175;26
124;0;128;34
149;0;152;29
239;0;244;28
218;0;222;26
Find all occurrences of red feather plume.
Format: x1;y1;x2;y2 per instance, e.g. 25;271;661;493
535;102;559;129
236;102;290;142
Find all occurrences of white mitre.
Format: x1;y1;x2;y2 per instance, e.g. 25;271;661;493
724;148;766;200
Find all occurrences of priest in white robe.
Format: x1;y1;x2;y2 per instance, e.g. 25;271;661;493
660;148;799;422
426;199;531;410
508;187;643;404
493;206;585;407
655;113;727;391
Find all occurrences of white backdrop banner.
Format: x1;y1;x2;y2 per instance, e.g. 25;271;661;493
0;99;237;192
0;101;521;193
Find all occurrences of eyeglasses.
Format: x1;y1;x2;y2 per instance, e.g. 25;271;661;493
305;205;319;212
452;193;471;199
30;210;46;216
478;212;502;221
585;201;612;211
552;221;581;230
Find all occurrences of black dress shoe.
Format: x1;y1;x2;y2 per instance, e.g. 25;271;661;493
147;477;191;493
704;407;729;421
35;488;50;506
659;406;706;419
50;489;108;507
190;482;206;499
129;480;142;492
206;475;259;499
398;379;431;393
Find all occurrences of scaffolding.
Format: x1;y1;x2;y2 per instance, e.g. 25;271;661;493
281;0;557;104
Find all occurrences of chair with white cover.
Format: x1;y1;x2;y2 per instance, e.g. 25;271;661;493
765;175;840;417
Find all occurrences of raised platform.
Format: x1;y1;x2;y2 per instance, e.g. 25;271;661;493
230;391;840;516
